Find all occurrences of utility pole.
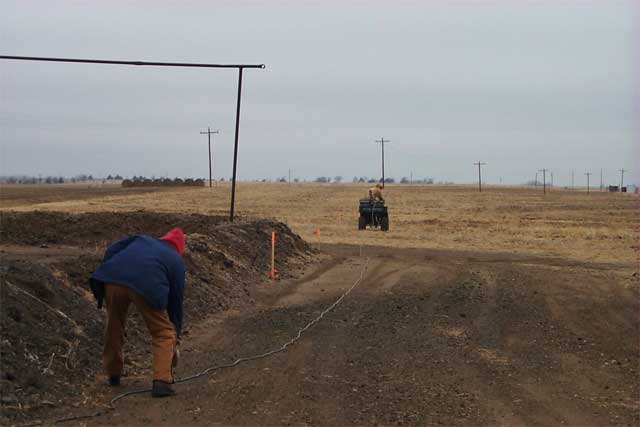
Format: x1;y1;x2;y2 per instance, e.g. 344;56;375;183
288;168;291;184
374;137;390;188
474;161;486;192
600;168;603;191
585;172;592;194
199;126;219;187
572;170;574;190
550;171;554;188
539;169;548;194
410;171;413;185
535;172;538;187
619;168;627;190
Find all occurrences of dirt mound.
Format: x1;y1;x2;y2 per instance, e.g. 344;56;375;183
0;211;230;246
0;211;314;424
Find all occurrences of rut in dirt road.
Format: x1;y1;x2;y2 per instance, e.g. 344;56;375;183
76;245;638;427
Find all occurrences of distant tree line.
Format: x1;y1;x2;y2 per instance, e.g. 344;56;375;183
314;176;343;183
1;175;66;184
122;177;205;188
0;173;126;184
348;176;435;184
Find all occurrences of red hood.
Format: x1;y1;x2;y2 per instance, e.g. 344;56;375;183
160;227;185;255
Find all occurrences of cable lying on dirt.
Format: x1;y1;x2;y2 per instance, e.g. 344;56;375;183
14;256;370;427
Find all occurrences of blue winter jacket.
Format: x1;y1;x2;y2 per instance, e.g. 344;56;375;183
91;235;186;337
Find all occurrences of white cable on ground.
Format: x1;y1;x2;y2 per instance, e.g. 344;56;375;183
14;256;370;427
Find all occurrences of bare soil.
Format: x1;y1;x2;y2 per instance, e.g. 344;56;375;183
0;211;314;425
87;245;638;426
3;209;637;425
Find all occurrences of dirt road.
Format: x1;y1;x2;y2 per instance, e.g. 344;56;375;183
48;243;636;426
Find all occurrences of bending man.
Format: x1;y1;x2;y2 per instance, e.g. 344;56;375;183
90;227;186;398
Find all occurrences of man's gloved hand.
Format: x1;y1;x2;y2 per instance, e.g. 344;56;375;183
172;346;180;368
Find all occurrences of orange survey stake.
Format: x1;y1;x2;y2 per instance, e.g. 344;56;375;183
269;231;279;280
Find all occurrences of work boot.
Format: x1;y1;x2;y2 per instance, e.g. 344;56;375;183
108;375;121;386
151;380;176;398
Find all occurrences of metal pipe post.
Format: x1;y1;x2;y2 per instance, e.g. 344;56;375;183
207;127;212;187
374;137;390;189
382;140;385;187
230;67;244;222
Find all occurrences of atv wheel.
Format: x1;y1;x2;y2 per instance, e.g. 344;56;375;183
358;216;367;230
380;216;389;231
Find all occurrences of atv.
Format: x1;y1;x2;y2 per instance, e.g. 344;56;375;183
358;199;389;231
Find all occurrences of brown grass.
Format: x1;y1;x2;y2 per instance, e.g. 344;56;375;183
2;183;638;264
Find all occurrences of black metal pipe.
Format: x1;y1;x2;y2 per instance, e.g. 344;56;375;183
207;127;212;188
375;138;390;189
381;140;385;188
0;55;265;69
230;67;244;222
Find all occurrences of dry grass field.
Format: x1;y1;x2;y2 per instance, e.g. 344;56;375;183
1;183;637;264
0;182;174;208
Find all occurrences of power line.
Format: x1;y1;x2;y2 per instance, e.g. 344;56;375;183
199;127;219;187
473;161;486;192
374;138;391;188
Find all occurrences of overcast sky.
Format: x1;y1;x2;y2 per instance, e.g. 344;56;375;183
1;1;638;186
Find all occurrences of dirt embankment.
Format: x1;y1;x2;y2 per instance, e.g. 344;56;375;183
0;211;314;425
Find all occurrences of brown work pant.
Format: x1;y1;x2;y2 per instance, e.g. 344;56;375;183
103;284;176;382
